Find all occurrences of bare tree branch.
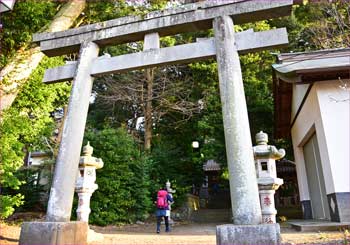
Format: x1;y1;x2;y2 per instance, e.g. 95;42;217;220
94;65;204;146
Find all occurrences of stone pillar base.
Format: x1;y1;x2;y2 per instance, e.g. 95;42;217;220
216;223;280;245
19;221;88;245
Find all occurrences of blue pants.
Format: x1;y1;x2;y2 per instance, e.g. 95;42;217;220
156;215;169;232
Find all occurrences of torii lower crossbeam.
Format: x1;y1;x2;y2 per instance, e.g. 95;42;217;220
43;28;288;83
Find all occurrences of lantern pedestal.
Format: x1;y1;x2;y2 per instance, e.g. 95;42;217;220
253;131;285;224
258;178;283;223
75;142;103;222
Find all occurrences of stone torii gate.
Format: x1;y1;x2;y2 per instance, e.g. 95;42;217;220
20;1;292;244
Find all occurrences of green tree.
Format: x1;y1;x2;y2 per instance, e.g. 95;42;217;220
0;0;84;112
0;0;58;66
271;1;350;51
295;1;350;49
0;56;70;218
191;21;279;163
84;127;152;225
86;1;199;151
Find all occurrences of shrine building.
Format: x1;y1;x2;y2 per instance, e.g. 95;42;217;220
273;48;350;222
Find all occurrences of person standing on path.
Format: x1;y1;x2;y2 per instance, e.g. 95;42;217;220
155;187;174;233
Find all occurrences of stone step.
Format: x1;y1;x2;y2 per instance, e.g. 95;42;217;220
288;220;350;232
207;193;231;209
191;209;232;223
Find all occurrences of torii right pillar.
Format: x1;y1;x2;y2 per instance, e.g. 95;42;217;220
214;16;281;245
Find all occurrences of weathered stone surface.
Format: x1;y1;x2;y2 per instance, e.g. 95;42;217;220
19;221;88;245
75;142;103;222
214;15;262;225
46;41;99;222
44;62;77;84
216;223;281;245
33;0;292;56
43;28;288;83
289;219;350;232
253;131;284;223
144;32;160;50
327;192;350;222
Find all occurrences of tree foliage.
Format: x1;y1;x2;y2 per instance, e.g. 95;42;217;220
83;127;152;225
0;0;58;67
0;56;70;218
188;21;278;168
271;0;350;51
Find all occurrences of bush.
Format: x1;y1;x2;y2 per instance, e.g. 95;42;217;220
2;166;50;213
83;127;152;225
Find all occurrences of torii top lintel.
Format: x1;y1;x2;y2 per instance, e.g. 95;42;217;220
33;0;292;57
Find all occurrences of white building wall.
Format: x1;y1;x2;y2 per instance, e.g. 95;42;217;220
292;143;309;201
316;81;350;193
291;80;350;201
291;82;336;201
291;84;310;121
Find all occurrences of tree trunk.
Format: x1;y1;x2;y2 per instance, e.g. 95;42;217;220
144;68;154;151
0;0;86;112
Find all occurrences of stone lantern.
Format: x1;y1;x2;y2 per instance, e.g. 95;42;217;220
166;180;176;223
253;131;285;224
75;142;103;222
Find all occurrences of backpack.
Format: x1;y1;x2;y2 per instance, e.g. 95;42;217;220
156;190;168;209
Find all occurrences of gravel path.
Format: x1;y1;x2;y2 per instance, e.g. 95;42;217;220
89;222;348;245
90;222;217;244
1;221;348;244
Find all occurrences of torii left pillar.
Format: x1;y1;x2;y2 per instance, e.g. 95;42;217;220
19;41;99;245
